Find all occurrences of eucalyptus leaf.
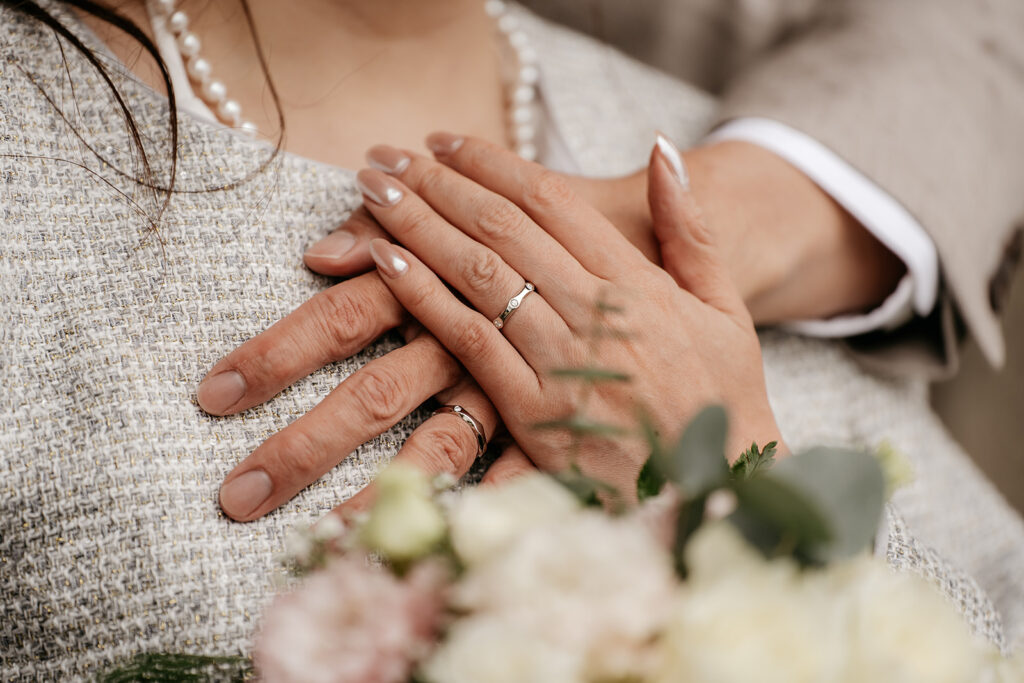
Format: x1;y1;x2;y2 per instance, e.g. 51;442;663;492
672;496;706;578
549;367;632;382
769;446;885;562
533;416;629;438
729;475;832;564
554;464;620;510
660;405;730;497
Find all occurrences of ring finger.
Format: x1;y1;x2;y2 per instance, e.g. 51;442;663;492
333;378;499;515
357;167;570;362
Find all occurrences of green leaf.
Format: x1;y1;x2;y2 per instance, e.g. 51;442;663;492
533;416;629;438
101;653;252;682
658;405;730;497
636;416;667;500
553;464;620;509
549;367;632;382
672;496;706;578
768;446;886;563
730;440;778;480
729;475;832;564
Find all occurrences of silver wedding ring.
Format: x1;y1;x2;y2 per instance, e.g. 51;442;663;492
493;282;535;330
433;404;488;458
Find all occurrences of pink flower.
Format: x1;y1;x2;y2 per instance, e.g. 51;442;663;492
255;555;448;683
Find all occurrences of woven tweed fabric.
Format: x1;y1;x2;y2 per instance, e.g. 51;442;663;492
1;3;1022;680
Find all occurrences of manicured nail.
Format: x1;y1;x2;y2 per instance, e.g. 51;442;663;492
356;169;404;207
426;132;464;156
369;239;408;278
366;145;411;175
220;469;272;519
197;370;246;414
305;230;356;260
655;132;689;189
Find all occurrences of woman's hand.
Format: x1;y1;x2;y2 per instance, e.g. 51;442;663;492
357;133;784;496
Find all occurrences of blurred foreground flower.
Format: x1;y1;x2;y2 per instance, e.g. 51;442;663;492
255;555;447;683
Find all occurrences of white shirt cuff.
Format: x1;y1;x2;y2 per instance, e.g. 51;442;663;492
705;117;939;338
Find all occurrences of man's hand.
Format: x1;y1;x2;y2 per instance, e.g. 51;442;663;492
559;141;907;326
206;138;905;522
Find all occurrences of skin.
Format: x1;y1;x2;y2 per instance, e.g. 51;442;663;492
82;0;903;518
359;134;785;495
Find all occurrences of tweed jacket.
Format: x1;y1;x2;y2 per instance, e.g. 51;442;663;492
524;0;1024;376
1;3;1022;680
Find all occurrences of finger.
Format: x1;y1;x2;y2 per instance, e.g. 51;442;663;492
197;272;403;416
368;238;539;406
303;206;388;277
356;167;572;360
218;334;461;521
481;443;537;486
426;132;648;279
649;134;746;316
335;379;499;515
366;145;598;323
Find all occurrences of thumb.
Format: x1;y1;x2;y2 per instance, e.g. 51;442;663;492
648;133;743;314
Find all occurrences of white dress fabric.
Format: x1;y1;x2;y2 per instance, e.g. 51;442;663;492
1;3;1021;679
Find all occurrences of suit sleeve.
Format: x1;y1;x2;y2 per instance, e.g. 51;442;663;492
715;0;1024;371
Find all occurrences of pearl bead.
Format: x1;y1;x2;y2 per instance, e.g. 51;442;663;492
519;64;539;85
167;10;188;35
517;143;537;162
177;32;201;58
202;79;226;103
186;56;211;83
511;105;533;125
512;84;534;105
497;14;519;34
484;0;506;17
218;99;242;126
515;123;535;143
240;121;259;136
518;47;538;65
508;30;529;49
156;0;175;16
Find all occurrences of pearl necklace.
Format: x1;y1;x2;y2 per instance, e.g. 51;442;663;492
150;0;540;161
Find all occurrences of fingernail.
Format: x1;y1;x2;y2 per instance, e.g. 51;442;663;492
356;169;404;207
366;145;411;175
426;132;464;156
220;469;273;519
305;230;356;260
656;132;689;189
369;239;408;278
197;370;246;414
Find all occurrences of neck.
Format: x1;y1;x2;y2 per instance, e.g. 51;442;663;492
80;0;508;168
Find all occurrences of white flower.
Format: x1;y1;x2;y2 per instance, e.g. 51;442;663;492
421;616;580;683
444;508;676;682
360;463;446;563
654;523;1000;683
448;473;580;567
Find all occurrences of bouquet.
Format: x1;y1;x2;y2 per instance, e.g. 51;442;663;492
252;407;1022;683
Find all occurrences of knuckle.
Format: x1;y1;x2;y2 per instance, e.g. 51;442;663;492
310;286;377;353
475;200;523;242
270;429;327;482
349;366;410;425
462;249;505;293
523;171;574;212
449;319;493;359
416;425;473;475
401;205;438;241
416;164;449;199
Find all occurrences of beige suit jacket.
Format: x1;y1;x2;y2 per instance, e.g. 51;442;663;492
524;0;1024;376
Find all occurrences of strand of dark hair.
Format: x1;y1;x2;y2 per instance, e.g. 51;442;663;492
1;0;286;222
